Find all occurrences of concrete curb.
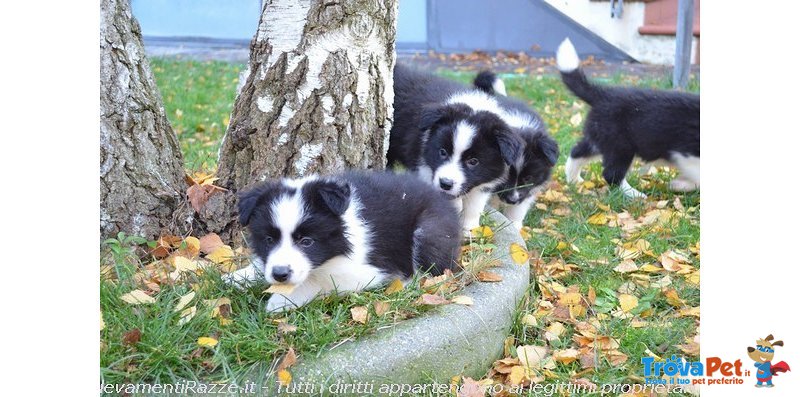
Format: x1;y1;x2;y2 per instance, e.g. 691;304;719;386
269;210;531;396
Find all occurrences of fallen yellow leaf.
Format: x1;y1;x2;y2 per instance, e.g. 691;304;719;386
197;336;218;348
451;295;474;306
207;245;234;264
277;369;292;386
471;226;494;239
184;236;201;256
510;243;530;264
178;306;196;326
100;311;105;331
121;290;156;305
385;279;404;294
587;213;608;225
265;284;296;295
619;294;639;312
174;291;196;313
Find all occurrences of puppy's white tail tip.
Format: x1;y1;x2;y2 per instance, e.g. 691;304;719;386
492;78;507;96
556;38;580;72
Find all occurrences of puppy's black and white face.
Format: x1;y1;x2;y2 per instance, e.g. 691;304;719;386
237;178;353;285
496;130;559;204
420;104;523;197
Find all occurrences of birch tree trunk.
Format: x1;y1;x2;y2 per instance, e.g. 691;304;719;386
100;0;188;241
201;0;397;240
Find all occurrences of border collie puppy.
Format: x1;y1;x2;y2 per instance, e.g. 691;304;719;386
557;38;700;198
225;171;461;312
388;64;525;233
473;71;560;229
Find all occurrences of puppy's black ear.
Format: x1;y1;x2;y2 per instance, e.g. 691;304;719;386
534;134;560;166
419;103;472;131
237;186;263;226
237;181;283;226
496;129;525;166
312;180;351;216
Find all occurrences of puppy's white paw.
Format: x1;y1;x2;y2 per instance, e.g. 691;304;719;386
265;294;296;313
620;179;647;199
462;217;481;237
669;178;698;192
512;221;524;230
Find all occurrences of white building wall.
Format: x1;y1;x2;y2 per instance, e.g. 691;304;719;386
545;0;697;65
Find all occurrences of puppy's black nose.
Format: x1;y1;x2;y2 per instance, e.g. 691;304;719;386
271;266;292;282
439;178;454;191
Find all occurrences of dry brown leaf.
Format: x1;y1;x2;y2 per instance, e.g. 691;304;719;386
277;321;298;334
199;233;225;254
458;377;485;397
604;350;629;366
613;260;638;273
516;345;548;369
122;328;142;346
417;293;450;306
476;271;503;282
350;306;369;324
451;295;474;306
121;290;156;305
277;348;297;371
553;348;579;364
544;322;565;341
368;301;388;317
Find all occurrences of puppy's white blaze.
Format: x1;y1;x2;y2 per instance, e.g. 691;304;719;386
266;192;312;283
670;152;700;186
433;121;475;194
556;38;580;72
492;77;507;96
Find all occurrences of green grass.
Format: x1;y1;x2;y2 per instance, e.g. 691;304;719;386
106;60;700;392
151;59;242;172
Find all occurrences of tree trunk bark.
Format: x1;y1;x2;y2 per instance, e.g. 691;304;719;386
100;0;188;241
201;0;397;241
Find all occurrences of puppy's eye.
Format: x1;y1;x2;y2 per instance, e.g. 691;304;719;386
439;148;448;159
265;236;275;245
466;158;479;168
522;175;534;184
298;237;314;247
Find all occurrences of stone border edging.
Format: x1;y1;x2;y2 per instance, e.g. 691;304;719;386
270;210;531;396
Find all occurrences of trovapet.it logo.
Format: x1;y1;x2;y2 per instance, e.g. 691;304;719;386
641;333;792;389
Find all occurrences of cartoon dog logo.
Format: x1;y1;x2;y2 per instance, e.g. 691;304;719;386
747;334;791;387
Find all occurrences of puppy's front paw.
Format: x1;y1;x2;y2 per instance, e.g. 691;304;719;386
669;178;698;192
265;294;296;313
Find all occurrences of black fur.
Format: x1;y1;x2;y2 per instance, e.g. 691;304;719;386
560;65;700;187
473;71;499;95
239;171;461;278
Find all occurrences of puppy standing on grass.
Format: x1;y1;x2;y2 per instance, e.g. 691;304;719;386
557;38;700;198
473;71;560;229
388;64;527;233
224;171;461;312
